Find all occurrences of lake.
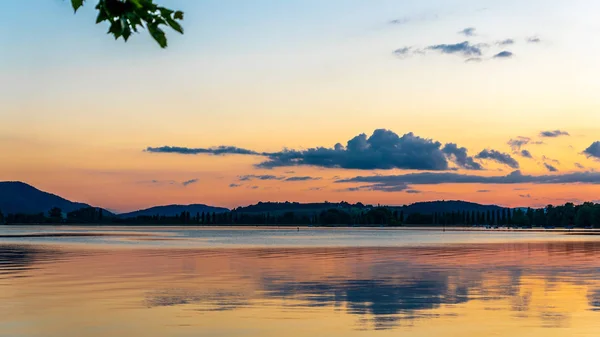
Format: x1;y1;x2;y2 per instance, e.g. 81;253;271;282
1;226;600;336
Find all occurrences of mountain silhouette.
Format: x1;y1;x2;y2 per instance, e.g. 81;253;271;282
118;204;230;218
0;181;94;214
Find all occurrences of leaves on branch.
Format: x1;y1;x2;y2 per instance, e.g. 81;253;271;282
70;0;184;48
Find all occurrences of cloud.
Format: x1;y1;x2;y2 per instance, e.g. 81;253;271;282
583;141;600;160
477;190;491;193
539;130;569;138
392;47;414;58
458;27;476;37
475;149;520;169
543;163;558;172
145;146;260;156
527;36;541;44
497;39;515;46
575;163;585;169
442;143;483;170
389;18;410;25
343;182;410;193
182;179;199;186
542;156;560;164
405;190;422;194
257;129;452;171
284;176;322;182
507;137;544;152
520;150;533;158
493;51;513;58
229;183;242;188
519;194;532;198
427;41;482;57
238;175;283;181
335;170;600;190
465;57;482;63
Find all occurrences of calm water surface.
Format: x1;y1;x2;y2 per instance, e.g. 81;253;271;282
1;227;600;336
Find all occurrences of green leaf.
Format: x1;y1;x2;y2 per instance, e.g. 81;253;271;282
166;18;183;34
95;10;108;24
173;11;184;20
148;24;167;48
71;0;84;12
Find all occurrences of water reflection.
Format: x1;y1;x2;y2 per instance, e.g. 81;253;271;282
1;240;600;336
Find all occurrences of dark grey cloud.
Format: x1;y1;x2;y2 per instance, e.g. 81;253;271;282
494;51;513;58
475;149;520;169
583;141;600;160
519;194;532;198
458;27;476;37
477;190;491;193
145;146;260;156
238;175;283;181
229;183;242;188
497;39;515;46
284;176;322;182
539;130;569;138
257;129;451;171
427;41;482;57
335;170;600;191
543;163;558;172
575;163;585;169
442;143;483;170
405;190;422;194
527;36;541;44
182;179;199;186
520;150;533;158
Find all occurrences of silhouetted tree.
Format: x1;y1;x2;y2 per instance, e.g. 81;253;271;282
49;207;63;223
70;0;184;48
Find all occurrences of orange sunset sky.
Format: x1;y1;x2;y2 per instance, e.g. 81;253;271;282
1;0;600;212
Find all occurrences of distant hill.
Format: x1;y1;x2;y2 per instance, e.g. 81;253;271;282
234;201;370;215
398;200;506;215
234;200;506;216
0;181;112;215
119;204;230;218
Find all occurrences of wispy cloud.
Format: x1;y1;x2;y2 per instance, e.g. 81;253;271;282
497;39;515;46
458;27;476;37
145;146;260;156
526;36;541;44
284;176;322;182
507;136;543;151
238;175;283;181
427;41;482;57
182;179;199;186
539;130;569;138
335;170;600;192
229;183;242;188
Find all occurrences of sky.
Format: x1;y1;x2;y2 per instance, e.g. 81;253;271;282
1;0;600;213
